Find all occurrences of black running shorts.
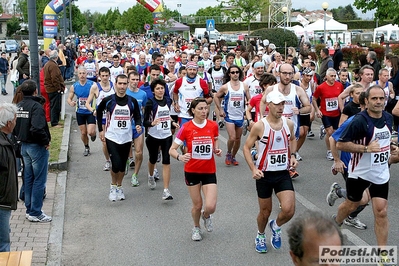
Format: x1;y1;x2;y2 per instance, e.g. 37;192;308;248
256;170;294;199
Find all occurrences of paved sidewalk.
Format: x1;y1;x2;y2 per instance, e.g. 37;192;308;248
8;111;72;265
10;172;57;266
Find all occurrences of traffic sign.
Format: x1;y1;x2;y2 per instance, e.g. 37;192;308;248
206;19;215;31
144;24;151;30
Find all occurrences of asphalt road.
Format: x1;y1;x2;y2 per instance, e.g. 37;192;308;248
61;105;399;266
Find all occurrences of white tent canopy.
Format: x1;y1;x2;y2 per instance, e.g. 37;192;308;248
373;24;399;42
287;25;314;38
306;18;348;31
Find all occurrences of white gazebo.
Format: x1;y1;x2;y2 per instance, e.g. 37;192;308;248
373;24;399;43
306;18;348;31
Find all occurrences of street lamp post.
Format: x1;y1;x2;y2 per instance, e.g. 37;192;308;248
13;3;16;16
69;0;73;35
282;6;288;32
322;2;329;45
177;3;181;23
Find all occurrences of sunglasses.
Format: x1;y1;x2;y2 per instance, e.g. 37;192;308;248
230;71;240;74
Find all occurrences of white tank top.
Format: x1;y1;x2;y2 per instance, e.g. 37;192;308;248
256;117;291;172
97;82;115;107
273;84;299;137
105;104;132;144
84;61;96;78
349;124;391;184
210;67;224;92
148;103;172;139
177;77;204;118
225;81;245;120
245;75;262;112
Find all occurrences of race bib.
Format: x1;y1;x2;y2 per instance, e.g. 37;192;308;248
192;138;213;160
371;145;390;167
229;93;243;108
157;117;171;131
266;149;288;171
325;97;338;112
185;98;193;109
78;97;87;109
214;78;223;85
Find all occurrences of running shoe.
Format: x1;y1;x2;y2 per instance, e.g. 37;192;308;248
103;160;111;171
255;233;267;253
295;152;302;161
157;151;161;163
269;220;282;249
162;188;173;200
201;210;213;232
319;125;326;139
289;168;299;179
231;156;239;166
307;130;315;138
326;182;341;206
90;134;96;142
129;157;135;169
212;111;216;121
251;147;257;162
131;173;139;187
148;175;156;190
83;147;90;156
326;150;334;161
153;168;160;181
116;187;125;201
225;153;232;165
218;120;224;129
344;216;367;230
109;185;117;201
191;226;202;241
242;120;248;136
28;213;52;223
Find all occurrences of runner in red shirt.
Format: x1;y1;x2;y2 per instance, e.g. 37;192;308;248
313;68;344;160
169;98;222;241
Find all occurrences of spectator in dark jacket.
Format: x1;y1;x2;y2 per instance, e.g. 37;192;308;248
0;52;9;95
16;45;30;85
43;50;64;127
13;80;52;223
366;51;381;81
332;42;343;71
0;102;18;252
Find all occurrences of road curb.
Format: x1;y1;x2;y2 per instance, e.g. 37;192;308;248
46;171;67;266
49;113;71;171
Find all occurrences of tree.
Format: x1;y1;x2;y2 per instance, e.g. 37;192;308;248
0;0;14;13
331;5;358;20
219;0;268;35
7;16;20;36
113;4;152;34
17;0;48;35
354;0;399;24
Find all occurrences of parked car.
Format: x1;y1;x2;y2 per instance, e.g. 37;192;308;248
5;40;19;53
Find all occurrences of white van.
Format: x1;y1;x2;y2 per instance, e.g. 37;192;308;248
194;28;222;43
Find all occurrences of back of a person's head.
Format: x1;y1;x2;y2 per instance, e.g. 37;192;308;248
20;80;37;96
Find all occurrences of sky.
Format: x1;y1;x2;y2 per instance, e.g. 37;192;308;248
75;0;374;19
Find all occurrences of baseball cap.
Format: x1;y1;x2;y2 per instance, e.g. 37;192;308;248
266;90;286;104
257;51;264;55
302;67;314;76
269;43;276;50
254;62;264;68
186;61;198;69
258;46;264;50
81;49;87;53
197;61;204;66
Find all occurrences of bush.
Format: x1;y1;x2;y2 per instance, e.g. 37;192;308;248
342;47;364;66
390;44;399;56
251;28;298;53
369;44;385;62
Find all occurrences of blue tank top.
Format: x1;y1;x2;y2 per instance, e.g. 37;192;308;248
74;80;94;114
